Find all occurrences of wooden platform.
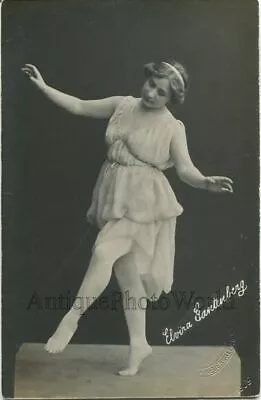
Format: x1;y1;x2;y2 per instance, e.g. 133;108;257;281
15;343;241;398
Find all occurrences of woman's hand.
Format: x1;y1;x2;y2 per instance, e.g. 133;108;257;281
204;176;234;193
21;64;46;87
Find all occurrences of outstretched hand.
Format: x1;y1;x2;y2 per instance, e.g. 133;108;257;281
21;64;45;87
204;176;234;193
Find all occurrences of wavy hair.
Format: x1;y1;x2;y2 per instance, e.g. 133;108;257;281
143;60;189;104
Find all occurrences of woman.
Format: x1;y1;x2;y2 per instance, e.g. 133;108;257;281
21;60;233;376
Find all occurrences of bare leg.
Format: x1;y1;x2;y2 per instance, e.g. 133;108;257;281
114;253;152;376
45;238;132;353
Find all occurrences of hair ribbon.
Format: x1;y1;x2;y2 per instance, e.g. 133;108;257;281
162;62;184;86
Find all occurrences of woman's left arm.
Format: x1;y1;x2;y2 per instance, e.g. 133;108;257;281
170;122;233;193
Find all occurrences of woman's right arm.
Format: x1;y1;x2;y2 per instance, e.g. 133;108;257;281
21;64;123;119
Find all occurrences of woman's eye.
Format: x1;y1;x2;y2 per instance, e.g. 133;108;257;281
148;79;156;88
158;90;166;97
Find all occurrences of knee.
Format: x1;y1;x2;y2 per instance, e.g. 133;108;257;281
92;241;125;265
93;239;131;265
114;262;137;288
92;244;108;261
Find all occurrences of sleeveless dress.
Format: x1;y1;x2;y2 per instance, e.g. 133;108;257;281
86;96;184;300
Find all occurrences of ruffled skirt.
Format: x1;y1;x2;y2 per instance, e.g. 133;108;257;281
86;161;183;300
87;160;183;228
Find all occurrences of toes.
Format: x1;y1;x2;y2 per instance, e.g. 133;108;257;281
44;344;53;353
44;339;63;354
118;368;137;376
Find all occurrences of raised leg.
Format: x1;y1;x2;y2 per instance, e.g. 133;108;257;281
114;253;152;376
45;238;132;353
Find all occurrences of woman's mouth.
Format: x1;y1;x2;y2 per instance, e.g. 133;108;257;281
144;98;154;105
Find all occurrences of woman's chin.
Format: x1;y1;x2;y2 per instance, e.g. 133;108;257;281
141;99;156;109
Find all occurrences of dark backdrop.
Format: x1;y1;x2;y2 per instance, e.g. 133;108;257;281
2;0;259;396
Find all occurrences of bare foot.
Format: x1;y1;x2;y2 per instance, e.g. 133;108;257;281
118;343;152;376
44;312;79;354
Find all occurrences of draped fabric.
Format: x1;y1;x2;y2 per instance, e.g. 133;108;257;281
86;96;184;300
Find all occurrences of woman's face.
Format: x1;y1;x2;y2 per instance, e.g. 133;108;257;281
141;76;172;109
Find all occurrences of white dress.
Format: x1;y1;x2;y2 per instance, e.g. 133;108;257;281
87;96;184;300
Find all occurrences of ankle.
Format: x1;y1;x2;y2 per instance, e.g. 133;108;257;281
130;340;150;349
65;308;81;322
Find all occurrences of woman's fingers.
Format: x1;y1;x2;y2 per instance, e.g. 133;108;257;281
21;67;32;77
21;68;35;80
24;64;41;78
206;176;234;193
24;63;37;71
21;64;45;85
212;176;234;185
222;182;233;192
220;181;233;192
21;66;35;77
223;177;233;185
221;187;233;193
21;67;31;73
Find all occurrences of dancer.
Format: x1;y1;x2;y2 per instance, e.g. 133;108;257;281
21;60;233;376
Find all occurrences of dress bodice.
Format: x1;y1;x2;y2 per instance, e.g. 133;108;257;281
105;96;182;170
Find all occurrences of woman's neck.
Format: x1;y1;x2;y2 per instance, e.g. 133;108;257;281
136;98;167;115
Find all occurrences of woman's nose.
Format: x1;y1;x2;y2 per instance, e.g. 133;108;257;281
147;89;156;100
